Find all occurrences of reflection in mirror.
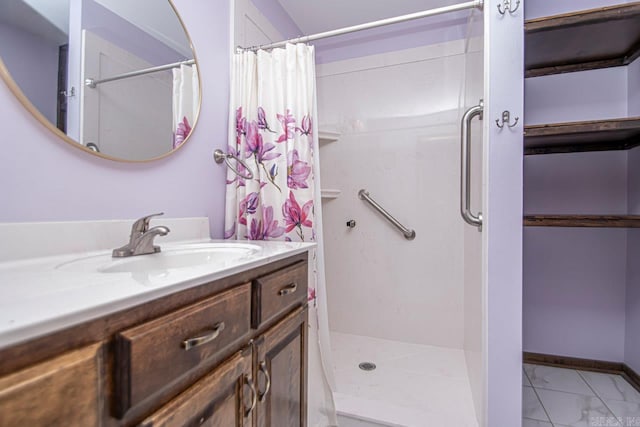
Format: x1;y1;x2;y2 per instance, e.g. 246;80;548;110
0;0;200;161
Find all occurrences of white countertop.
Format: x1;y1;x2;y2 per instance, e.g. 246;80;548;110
0;239;314;350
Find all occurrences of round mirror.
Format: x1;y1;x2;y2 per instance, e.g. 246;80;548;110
0;0;200;162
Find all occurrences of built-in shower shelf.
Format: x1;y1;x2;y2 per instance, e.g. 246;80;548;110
524;117;640;155
321;189;341;199
525;2;640;77
319;130;341;144
524;215;640;228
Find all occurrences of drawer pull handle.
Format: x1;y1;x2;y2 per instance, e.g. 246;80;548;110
258;361;271;402
181;322;225;350
244;374;257;417
278;282;298;296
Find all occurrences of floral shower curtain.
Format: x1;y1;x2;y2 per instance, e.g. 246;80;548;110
224;43;337;425
172;63;199;149
224;44;316;252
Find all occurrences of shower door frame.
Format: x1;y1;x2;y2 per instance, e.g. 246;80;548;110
481;4;524;427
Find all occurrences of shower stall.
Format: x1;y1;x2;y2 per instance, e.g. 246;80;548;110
234;1;523;425
316;12;485;426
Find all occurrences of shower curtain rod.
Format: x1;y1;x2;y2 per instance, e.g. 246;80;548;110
85;59;195;88
240;0;483;51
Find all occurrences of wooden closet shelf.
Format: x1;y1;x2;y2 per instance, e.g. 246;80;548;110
525;2;640;77
524;117;640;155
524;215;640;228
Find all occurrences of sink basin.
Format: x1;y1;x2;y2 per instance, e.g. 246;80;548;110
56;243;262;274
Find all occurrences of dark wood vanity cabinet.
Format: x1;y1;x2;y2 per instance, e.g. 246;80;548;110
0;252;309;427
140;306;308;427
139;346;255;427
114;283;253;418
0;343;103;427
254;307;308;427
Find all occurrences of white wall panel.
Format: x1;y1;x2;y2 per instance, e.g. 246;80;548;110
317;41;468;348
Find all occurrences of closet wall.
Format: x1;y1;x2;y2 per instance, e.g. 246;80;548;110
632;59;640;115
523;0;640;366
625;50;639;371
627;148;640;372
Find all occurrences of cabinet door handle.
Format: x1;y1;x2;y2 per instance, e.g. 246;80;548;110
258;361;271;402
181;322;225;350
278;282;298;296
244;374;257;417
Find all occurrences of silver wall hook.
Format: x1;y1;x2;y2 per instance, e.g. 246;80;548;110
497;0;520;15
495;110;519;129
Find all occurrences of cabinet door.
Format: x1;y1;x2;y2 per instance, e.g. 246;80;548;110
0;343;103;427
139;346;256;427
255;307;307;427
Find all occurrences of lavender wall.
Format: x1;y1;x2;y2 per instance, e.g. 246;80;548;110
0;24;59;124
630;58;640;117
523;152;629;361
625;147;640;371
524;227;628;361
0;0;230;238
524;68;628;125
524;151;628;215
249;0;300;40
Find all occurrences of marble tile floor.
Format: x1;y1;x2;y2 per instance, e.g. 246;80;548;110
330;331;479;427
523;363;640;427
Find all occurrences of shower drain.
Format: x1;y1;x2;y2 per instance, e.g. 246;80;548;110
358;362;377;371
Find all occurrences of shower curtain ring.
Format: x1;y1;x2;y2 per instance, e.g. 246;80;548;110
213;149;254;180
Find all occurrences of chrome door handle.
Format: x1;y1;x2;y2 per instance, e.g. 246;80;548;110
460;101;483;230
258;361;271;402
181;322;225;350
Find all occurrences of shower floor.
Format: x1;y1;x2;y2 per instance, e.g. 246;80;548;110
330;332;479;427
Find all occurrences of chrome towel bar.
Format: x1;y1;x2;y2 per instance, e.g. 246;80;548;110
358;189;416;240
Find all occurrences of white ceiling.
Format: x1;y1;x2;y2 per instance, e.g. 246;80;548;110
22;0;69;34
275;0;466;34
0;0;68;44
95;0;192;57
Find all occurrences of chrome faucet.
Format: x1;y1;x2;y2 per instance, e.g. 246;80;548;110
112;213;170;257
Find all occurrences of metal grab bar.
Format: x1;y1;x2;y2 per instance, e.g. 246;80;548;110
358;189;416;240
460;101;484;229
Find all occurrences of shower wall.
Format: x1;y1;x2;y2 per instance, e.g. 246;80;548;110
317;40;473;349
462;27;484;424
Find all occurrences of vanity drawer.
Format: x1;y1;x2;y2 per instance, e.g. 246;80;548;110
115;283;251;417
251;261;307;329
